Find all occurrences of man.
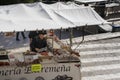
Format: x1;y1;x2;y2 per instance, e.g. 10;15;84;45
29;31;39;51
47;29;59;41
31;32;47;52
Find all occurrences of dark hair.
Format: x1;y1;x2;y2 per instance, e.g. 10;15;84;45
38;31;46;35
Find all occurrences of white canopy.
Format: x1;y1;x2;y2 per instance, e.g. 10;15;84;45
0;2;109;32
75;0;107;3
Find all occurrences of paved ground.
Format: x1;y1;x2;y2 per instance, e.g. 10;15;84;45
75;36;120;80
0;32;29;50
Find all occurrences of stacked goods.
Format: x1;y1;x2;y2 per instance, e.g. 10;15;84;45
54;49;80;63
4;32;15;37
14;52;41;66
0;48;10;66
47;37;80;62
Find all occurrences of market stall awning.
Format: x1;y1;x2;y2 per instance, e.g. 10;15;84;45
0;2;110;32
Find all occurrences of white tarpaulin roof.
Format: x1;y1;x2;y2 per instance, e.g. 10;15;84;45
0;2;109;32
75;0;107;3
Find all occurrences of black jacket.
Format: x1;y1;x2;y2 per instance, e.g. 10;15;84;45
31;36;47;52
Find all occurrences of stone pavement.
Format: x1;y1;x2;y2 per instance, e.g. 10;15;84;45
62;32;120;80
76;37;120;80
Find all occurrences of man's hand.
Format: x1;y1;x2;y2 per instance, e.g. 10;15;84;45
35;47;47;53
35;48;40;52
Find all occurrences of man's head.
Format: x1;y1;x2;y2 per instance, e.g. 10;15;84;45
49;29;54;36
38;32;44;39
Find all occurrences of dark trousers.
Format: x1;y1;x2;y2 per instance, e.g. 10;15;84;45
16;32;26;40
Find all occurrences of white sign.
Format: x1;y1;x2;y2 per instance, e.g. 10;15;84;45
0;63;81;80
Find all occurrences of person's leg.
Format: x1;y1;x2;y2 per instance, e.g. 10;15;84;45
16;32;20;41
21;32;26;39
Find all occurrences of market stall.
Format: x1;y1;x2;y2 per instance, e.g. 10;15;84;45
0;30;81;80
0;2;111;80
106;3;120;15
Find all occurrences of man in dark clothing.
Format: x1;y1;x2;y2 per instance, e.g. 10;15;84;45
28;30;47;51
30;32;47;52
29;31;38;52
28;31;39;40
29;30;47;40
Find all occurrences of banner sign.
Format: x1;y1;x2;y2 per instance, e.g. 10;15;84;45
0;63;81;80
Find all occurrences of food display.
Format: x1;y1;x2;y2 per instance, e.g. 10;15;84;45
47;39;80;63
0;48;10;66
0;37;80;67
54;49;80;63
0;48;8;55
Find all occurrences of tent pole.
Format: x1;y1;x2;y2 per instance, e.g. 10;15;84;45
59;27;62;40
52;29;54;55
68;28;73;62
69;28;73;51
73;26;85;51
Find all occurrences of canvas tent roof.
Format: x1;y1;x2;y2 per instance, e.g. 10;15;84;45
0;2;109;32
75;0;107;3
